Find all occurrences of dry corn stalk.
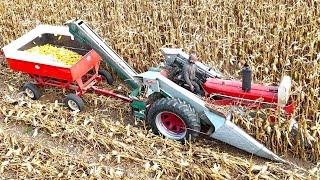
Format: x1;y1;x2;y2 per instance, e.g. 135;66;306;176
0;82;318;179
0;0;320;177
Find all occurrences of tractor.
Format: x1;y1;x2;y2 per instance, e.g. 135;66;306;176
159;48;295;123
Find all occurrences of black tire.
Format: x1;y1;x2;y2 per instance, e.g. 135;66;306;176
146;92;164;105
98;70;113;85
63;94;85;111
22;82;42;100
147;98;200;141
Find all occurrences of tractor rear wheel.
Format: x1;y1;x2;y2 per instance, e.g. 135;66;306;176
147;98;200;141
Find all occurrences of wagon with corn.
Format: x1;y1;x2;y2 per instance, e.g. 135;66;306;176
2;25;130;111
2;19;291;162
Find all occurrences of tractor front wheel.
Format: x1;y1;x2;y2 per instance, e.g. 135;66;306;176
147;98;200;141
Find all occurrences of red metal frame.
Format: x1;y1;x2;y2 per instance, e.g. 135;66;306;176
7;50;101;82
92;86;132;103
203;78;278;103
29;73;132;102
206;96;295;114
202;78;295;117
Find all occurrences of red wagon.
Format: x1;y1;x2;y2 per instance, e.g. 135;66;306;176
2;25;131;111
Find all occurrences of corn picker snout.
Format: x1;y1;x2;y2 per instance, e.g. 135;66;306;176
2;19;292;162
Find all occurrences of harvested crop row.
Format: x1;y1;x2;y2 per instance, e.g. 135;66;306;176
0;86;318;179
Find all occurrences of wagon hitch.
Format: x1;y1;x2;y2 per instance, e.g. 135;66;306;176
91;86;132;103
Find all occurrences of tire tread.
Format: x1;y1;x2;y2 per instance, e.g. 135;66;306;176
147;97;201;141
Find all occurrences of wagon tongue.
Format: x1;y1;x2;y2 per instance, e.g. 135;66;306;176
209;115;285;162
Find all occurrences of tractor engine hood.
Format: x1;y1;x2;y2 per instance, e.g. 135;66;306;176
203;76;292;106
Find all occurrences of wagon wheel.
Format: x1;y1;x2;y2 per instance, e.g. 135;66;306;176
147;98;200;141
22;82;42;100
64;94;84;111
98;70;114;85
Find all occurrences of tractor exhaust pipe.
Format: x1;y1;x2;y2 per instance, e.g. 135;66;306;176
242;64;252;92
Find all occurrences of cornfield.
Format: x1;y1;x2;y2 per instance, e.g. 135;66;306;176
0;0;319;179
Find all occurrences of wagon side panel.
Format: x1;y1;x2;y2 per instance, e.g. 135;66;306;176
7;58;73;81
70;50;101;81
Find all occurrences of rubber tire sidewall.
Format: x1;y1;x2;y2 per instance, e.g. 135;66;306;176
98;70;114;85
22;82;42;100
147;98;200;141
64;94;85;112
